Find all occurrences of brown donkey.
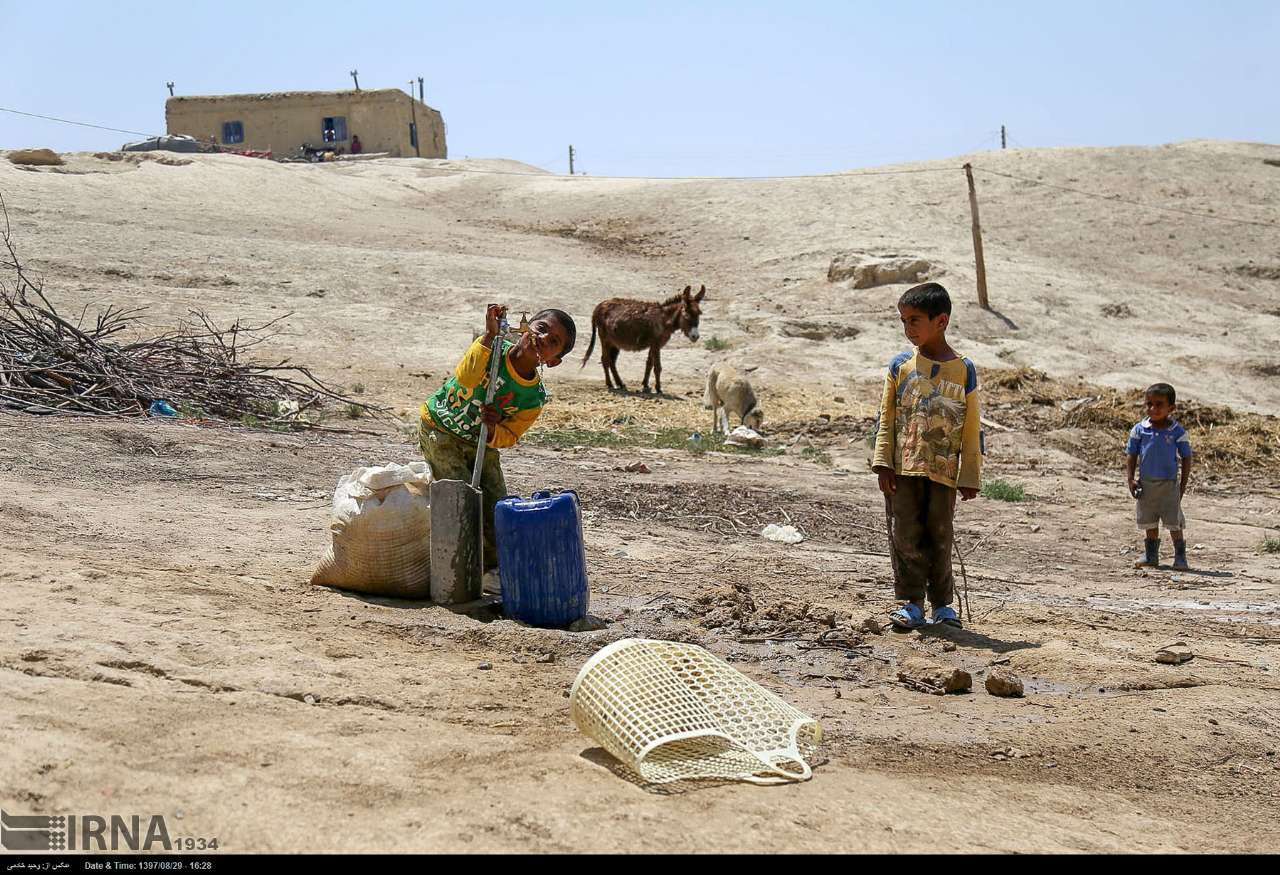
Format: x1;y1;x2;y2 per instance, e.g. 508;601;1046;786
581;285;706;394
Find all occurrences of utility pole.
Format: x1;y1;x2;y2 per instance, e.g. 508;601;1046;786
963;163;990;310
418;77;425;103
350;69;360;91
165;81;175;97
568;144;575;175
1001;125;1007;150
408;82;420;157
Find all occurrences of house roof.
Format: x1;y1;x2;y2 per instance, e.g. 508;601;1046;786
167;88;433;107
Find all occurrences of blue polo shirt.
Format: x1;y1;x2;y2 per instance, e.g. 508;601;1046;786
1126;418;1192;481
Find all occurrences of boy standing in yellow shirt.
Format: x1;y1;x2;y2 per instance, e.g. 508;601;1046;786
871;283;983;630
420;304;576;576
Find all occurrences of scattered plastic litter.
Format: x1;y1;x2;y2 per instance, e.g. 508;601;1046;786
726;425;766;448
761;523;804;544
148;400;178;417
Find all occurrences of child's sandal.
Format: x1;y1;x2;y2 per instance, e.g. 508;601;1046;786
889;603;928;631
931;606;962;629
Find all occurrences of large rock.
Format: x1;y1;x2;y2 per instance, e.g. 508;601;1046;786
6;148;64;167
985;667;1025;698
898;657;972;695
828;252;938;289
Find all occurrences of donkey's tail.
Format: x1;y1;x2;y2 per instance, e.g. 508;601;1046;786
580;311;598;367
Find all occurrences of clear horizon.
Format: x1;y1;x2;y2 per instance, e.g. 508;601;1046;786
5;0;1278;177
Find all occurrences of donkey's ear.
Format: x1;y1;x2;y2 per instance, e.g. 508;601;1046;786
695;285;706;302
681;285;692;299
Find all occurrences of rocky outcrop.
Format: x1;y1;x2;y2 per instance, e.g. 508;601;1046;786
828;252;938;289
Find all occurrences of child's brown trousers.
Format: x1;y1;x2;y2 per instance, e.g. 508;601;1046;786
889;475;956;608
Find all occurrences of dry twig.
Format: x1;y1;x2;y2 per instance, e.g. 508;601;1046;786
0;192;386;430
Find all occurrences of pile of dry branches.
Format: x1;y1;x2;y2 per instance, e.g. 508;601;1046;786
0;194;382;429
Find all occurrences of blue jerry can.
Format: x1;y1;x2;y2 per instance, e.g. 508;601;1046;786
494;490;589;627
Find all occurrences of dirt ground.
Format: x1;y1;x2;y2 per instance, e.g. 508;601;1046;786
2;143;1279;853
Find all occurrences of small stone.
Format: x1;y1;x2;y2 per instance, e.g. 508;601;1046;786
569;615;608;632
860;617;884;635
1031;524;1041;533
1208;718;1219;726
942;642;957;653
478;662;493;671
1155;643;1194;665
985;668;1025;698
303;694;316;705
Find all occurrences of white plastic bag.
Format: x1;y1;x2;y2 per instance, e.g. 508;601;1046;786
760;523;804;545
310;462;433;598
725;425;766;448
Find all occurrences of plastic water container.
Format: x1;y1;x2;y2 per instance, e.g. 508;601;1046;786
494;490;590;627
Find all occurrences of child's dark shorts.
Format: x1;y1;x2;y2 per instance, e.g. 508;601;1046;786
1136;478;1185;532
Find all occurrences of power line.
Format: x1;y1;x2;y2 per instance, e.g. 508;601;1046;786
0;106;157;139
427;164;956;181
0;103;959;181
970;165;1279;229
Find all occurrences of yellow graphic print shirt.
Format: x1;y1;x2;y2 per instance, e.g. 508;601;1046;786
420;337;546;449
871;350;983;490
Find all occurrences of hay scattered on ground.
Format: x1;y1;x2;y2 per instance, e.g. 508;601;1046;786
984;367;1279;481
538;382;875;434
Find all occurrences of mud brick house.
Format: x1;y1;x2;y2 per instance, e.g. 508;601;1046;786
165;88;446;158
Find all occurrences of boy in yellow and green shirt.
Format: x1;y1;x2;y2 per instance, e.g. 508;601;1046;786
871;283;983;630
420;304;577;574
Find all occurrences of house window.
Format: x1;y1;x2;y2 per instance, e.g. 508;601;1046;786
221;121;244;145
409;122;418;148
322;116;348;143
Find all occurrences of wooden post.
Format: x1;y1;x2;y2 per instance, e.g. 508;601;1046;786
963;163;990;310
568;144;575;175
408;83;420;158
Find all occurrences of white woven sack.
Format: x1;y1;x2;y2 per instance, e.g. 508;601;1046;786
570;638;822;786
310;462;433;598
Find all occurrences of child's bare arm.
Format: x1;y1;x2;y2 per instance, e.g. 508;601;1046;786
1125;454;1139;497
1180;455;1192;496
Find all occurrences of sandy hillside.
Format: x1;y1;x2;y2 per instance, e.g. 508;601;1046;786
1;142;1278;853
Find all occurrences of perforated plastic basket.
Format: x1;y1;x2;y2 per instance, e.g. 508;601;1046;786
570;638;822;785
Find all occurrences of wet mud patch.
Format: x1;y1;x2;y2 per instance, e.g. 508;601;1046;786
575;479;884;547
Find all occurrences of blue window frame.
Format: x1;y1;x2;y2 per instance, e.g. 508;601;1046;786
221;121;244;145
322;116;348;143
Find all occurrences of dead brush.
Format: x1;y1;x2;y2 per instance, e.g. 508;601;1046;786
0;193;385;430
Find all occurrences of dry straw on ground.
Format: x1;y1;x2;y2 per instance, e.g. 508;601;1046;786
985;367;1279;481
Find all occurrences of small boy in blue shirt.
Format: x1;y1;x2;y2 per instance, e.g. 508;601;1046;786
1126;383;1193;570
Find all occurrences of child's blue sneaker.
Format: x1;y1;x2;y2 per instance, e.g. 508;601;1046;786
889;603;928;631
932;606;962;629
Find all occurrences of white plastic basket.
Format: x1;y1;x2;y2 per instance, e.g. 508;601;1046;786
570;638;822;786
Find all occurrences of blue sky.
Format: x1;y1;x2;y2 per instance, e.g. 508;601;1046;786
4;1;1277;176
